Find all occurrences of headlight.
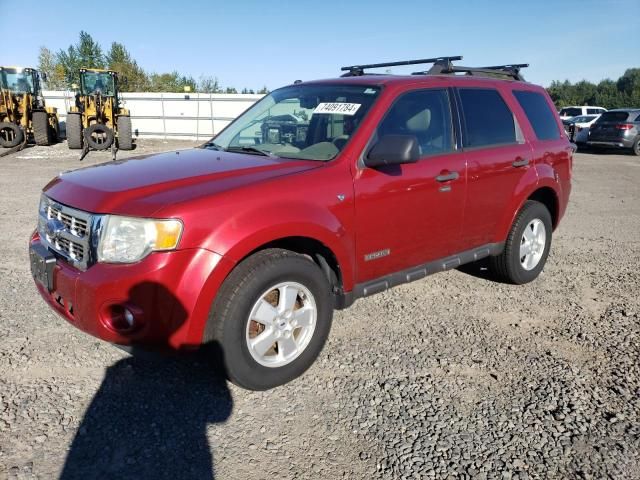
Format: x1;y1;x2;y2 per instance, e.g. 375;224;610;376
97;215;183;264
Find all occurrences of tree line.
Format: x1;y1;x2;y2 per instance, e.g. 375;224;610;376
38;31;269;94
546;68;639;110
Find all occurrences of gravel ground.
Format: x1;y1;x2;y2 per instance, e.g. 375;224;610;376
1;140;639;479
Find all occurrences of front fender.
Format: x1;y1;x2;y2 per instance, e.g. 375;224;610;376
204;200;354;291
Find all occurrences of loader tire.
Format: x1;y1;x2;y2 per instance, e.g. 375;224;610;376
117;116;133;150
84;124;114;150
66;113;83;149
0;122;24;148
33;111;52;146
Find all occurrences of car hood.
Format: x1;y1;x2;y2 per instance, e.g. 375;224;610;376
43;148;322;216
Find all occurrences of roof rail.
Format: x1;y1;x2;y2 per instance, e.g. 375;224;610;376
340;56;463;77
414;63;529;81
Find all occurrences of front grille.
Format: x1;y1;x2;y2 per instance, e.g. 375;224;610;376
48;204;89;237
38;196;93;270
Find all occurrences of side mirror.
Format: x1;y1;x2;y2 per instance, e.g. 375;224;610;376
41;73;48;82
364;135;419;168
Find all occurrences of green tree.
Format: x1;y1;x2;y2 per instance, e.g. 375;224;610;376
198;75;221;93
106;42;148;91
257;86;269;94
148;71;197;92
37;47;66;90
56;31;105;86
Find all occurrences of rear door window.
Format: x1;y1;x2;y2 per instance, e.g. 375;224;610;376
458;88;516;148
513;90;561;141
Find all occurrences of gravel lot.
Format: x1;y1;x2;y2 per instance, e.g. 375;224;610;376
1;140;639;479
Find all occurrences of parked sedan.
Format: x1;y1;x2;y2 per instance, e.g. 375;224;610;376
563;115;600;144
588;109;640;156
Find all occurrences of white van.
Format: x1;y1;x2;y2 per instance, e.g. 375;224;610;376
559;106;607;121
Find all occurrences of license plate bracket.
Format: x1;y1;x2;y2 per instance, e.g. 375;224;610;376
30;242;56;292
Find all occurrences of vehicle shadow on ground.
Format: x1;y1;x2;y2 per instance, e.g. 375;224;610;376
456;257;500;282
59;283;233;480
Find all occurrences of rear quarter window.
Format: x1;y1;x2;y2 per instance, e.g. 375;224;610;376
513;90;560;141
458;88;516;148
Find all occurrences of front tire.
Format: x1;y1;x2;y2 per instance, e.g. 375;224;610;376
66;113;83;149
117;116;133;150
205;249;333;390
490;201;553;284
33;111;52;146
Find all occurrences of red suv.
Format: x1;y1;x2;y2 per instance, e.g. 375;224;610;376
30;57;572;390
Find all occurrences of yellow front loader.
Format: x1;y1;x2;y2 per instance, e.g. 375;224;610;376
66;68;133;160
0;66;59;156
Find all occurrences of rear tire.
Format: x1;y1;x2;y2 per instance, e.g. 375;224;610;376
490;201;553;285
117;116;133;150
0;122;24;148
205;248;333;390
632;137;640;157
33;111;52;146
66;113;83;149
84;124;114;150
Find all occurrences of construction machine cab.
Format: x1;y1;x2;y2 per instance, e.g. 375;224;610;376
80;69;116;97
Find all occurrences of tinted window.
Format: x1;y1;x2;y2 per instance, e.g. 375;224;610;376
513;90;560;140
560;108;582;117
596;111;630;123
586;108;599;115
377;89;453;157
458;89;516;148
635;113;640;122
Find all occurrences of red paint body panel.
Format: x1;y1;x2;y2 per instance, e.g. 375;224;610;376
32;74;572;350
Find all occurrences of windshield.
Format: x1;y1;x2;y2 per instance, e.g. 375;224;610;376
0;68;35;94
81;71;115;96
208;84;381;161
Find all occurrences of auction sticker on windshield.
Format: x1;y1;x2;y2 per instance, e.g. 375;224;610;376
313;103;361;115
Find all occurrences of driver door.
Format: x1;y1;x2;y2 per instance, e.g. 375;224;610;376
353;88;467;283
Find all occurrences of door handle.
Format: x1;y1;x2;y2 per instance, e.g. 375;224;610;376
512;157;530;168
435;171;459;182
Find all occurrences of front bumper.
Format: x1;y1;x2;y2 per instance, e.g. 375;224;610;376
30;233;234;350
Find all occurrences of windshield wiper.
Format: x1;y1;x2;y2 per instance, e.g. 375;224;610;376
202;141;223;150
225;146;275;157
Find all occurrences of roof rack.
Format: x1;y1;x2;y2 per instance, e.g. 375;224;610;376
341;56;463;77
418;63;529;81
341;56;528;81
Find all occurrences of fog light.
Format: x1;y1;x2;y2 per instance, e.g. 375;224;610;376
103;304;140;334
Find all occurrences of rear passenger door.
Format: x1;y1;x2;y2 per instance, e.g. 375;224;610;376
456;87;534;248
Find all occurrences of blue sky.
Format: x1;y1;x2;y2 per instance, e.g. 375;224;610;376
1;0;636;89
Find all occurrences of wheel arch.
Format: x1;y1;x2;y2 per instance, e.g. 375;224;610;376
527;186;559;228
494;181;562;243
241;236;344;295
